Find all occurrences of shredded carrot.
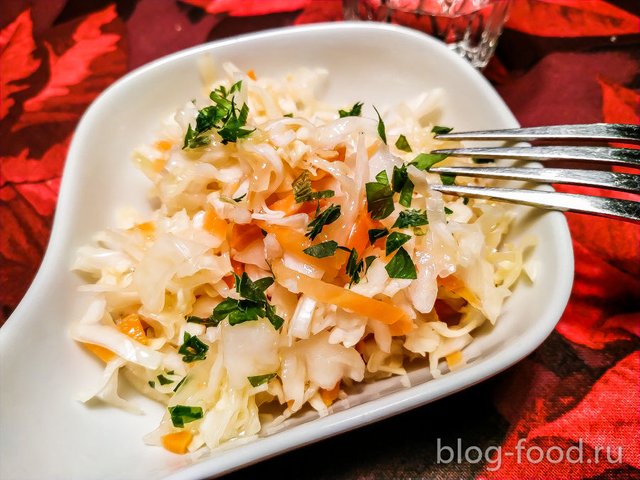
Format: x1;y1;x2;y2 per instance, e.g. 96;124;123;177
203;208;228;238
446;351;464;369
320;381;341;407
83;343;115;363
116;313;148;345
129;221;156;239
346;211;377;257
82;313;148;362
229;223;263;252
151;158;166;172
162;431;193;455
437;275;482;309
273;261;413;335
154;140;173;152
247;69;257;81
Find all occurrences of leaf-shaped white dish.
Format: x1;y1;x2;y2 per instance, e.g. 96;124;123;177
0;22;573;480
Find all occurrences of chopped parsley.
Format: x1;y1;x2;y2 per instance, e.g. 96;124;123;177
391;165;414;208
233;193;246;202
212;273;284;330
375;170;390;185
385;247;417;279
183;80;254;149
392;209;429;229
157;374;173;386
168;405;203;428
303;240;339;258
306;204;341;240
173;376;187;393
148;381;155;388
283;113;294;118
178;332;209;363
339;247;375;286
373;106;387;144
395;134;412;152
368;228;389;244
385;232;412;255
441;174;456;185
431;125;454;135
463;197;470;205
410;152;449;171
365;181;394;220
292;170;335;203
338;101;363;118
247;373;277;387
444;206;454;215
186;313;219;328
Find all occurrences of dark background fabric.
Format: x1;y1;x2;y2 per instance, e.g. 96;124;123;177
1;1;639;478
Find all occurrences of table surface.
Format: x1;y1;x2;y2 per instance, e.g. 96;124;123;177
1;1;639;479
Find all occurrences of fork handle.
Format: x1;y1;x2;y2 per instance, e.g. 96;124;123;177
435;123;640;145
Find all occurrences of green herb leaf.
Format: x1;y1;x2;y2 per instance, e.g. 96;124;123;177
385;232;412;255
410;153;449;171
365;182;394;220
148;381;155;388
338;101;363;118
385;247;417;279
228;300;265;325
217;100;255;144
394;134;412;152
283;113;294;118
368;228;389;244
157;374;173;386
440;174;456;185
173;376;187;392
431;125;454;135
391;165;414;208
343;248;368;286
306;204;341;240
391;166;407;193
178;332;209;363
375;169;389;185
472;157;494;164
292;170;335;203
247;373;277;387
186;313;220;328
365;256;376;270
303;240;338;258
463;197;469;205
212;298;241;323
233;193;247;202
265;303;284;330
168;405;203;428
183;124;210;149
399;177;414;208
373;106;387;144
392;209;429;229
444;206;453;214
234;272;272;303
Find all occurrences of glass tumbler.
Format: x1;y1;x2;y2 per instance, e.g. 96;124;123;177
344;0;512;68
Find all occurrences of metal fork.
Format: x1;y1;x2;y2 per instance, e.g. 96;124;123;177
428;123;640;223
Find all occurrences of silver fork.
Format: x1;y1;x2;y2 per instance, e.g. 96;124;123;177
428;123;640;223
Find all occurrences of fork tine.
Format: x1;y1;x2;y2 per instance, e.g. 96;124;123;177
429;166;640;193
430;146;640;168
430;185;640;222
434;123;640;144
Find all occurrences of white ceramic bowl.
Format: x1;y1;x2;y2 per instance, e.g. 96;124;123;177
0;22;573;480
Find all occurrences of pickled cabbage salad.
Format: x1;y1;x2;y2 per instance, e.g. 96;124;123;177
72;62;533;455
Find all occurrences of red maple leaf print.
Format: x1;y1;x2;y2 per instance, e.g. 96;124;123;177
180;0;311;16
507;0;640;37
0;9;41;120
529;352;640;469
13;4;126;130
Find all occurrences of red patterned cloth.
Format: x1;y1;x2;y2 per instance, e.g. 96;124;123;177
1;1;638;478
